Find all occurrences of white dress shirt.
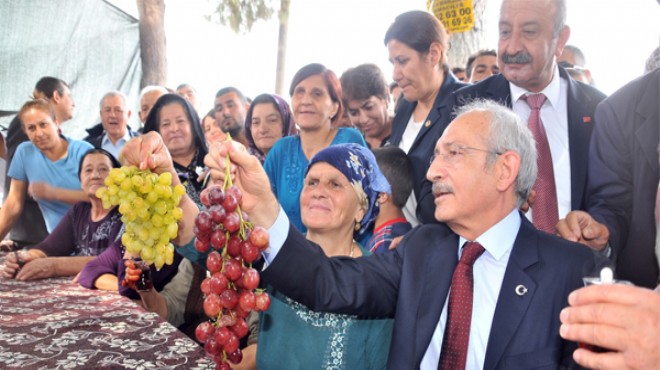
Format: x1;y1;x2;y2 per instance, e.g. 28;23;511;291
398;114;424;227
263;206;290;266
420;209;519;369
101;130;132;160
510;66;571;221
399;114;424;154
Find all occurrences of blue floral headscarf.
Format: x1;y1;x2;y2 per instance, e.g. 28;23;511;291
306;143;391;238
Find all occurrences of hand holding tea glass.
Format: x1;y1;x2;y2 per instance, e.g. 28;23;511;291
560;267;660;370
0;240;18;252
2;249;42;279
122;259;153;292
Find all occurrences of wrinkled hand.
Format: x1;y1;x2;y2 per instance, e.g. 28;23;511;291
560;284;660;370
556;210;609;252
204;140;279;227
28;182;54;201
519;189;537;213
14;257;56;280
120;132;175;176
197;168;210;183
122;259;143;290
2;251;20;278
0;240;17;252
2;250;34;278
388;235;404;250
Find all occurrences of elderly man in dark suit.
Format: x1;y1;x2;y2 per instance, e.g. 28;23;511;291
424;0;607;235
206;99;599;370
558;68;660;288
84;91;139;160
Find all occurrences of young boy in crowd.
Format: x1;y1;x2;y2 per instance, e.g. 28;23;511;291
366;147;413;253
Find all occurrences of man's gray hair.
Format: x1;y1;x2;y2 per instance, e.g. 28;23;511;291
645;46;660;74
563;44;586;66
138;85;168;101
454;99;537;207
553;0;567;36
99;91;128;110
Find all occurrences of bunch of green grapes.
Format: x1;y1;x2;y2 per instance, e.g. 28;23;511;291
96;166;187;269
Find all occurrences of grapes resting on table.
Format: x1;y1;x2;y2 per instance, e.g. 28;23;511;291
194;184;271;368
96;166;186;269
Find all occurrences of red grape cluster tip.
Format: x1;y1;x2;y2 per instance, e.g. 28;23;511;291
194;185;270;368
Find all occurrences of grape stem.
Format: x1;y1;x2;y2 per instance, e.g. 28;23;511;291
222;135;252;241
221;231;230;259
222;139;233;190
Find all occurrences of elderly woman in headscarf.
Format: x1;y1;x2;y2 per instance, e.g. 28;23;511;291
255;143;393;369
143;94;208;206
244;93;297;164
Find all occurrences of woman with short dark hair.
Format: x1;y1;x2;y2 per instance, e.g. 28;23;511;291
341;63;393;149
263;63;366;233
384;10;467;225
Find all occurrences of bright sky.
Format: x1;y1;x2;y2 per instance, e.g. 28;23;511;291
114;0;660;114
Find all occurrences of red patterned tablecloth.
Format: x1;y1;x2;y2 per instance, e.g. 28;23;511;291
0;252;214;369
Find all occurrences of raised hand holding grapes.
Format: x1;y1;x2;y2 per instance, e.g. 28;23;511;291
120;132;199;245
120;132;177;180
204;140;279;228
194;156;272;368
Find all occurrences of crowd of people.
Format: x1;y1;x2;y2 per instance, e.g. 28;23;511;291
1;0;659;369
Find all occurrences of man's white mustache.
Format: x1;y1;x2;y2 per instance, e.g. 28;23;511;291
432;182;454;196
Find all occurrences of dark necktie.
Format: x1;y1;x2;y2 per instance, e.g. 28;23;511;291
439;241;486;370
522;93;558;233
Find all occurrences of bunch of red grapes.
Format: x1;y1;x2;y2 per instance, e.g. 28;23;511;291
194;185;270;369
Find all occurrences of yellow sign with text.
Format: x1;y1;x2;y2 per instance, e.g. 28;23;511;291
428;0;475;34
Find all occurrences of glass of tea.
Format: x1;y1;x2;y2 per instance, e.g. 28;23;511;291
579;267;632;352
134;260;153;292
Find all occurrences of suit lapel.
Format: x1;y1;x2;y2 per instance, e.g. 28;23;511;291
414;231;459;363
483;218;539;370
484;70;595;209
634;70;660;170
485;75;513;107
389;100;415;147
564;69;596;210
409;73;460;152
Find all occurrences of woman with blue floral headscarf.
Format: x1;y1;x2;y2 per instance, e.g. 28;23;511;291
256;143;393;369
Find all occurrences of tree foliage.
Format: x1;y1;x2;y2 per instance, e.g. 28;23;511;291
208;0;276;33
208;0;291;94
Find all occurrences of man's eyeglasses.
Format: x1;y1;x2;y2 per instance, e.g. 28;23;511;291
430;144;503;166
